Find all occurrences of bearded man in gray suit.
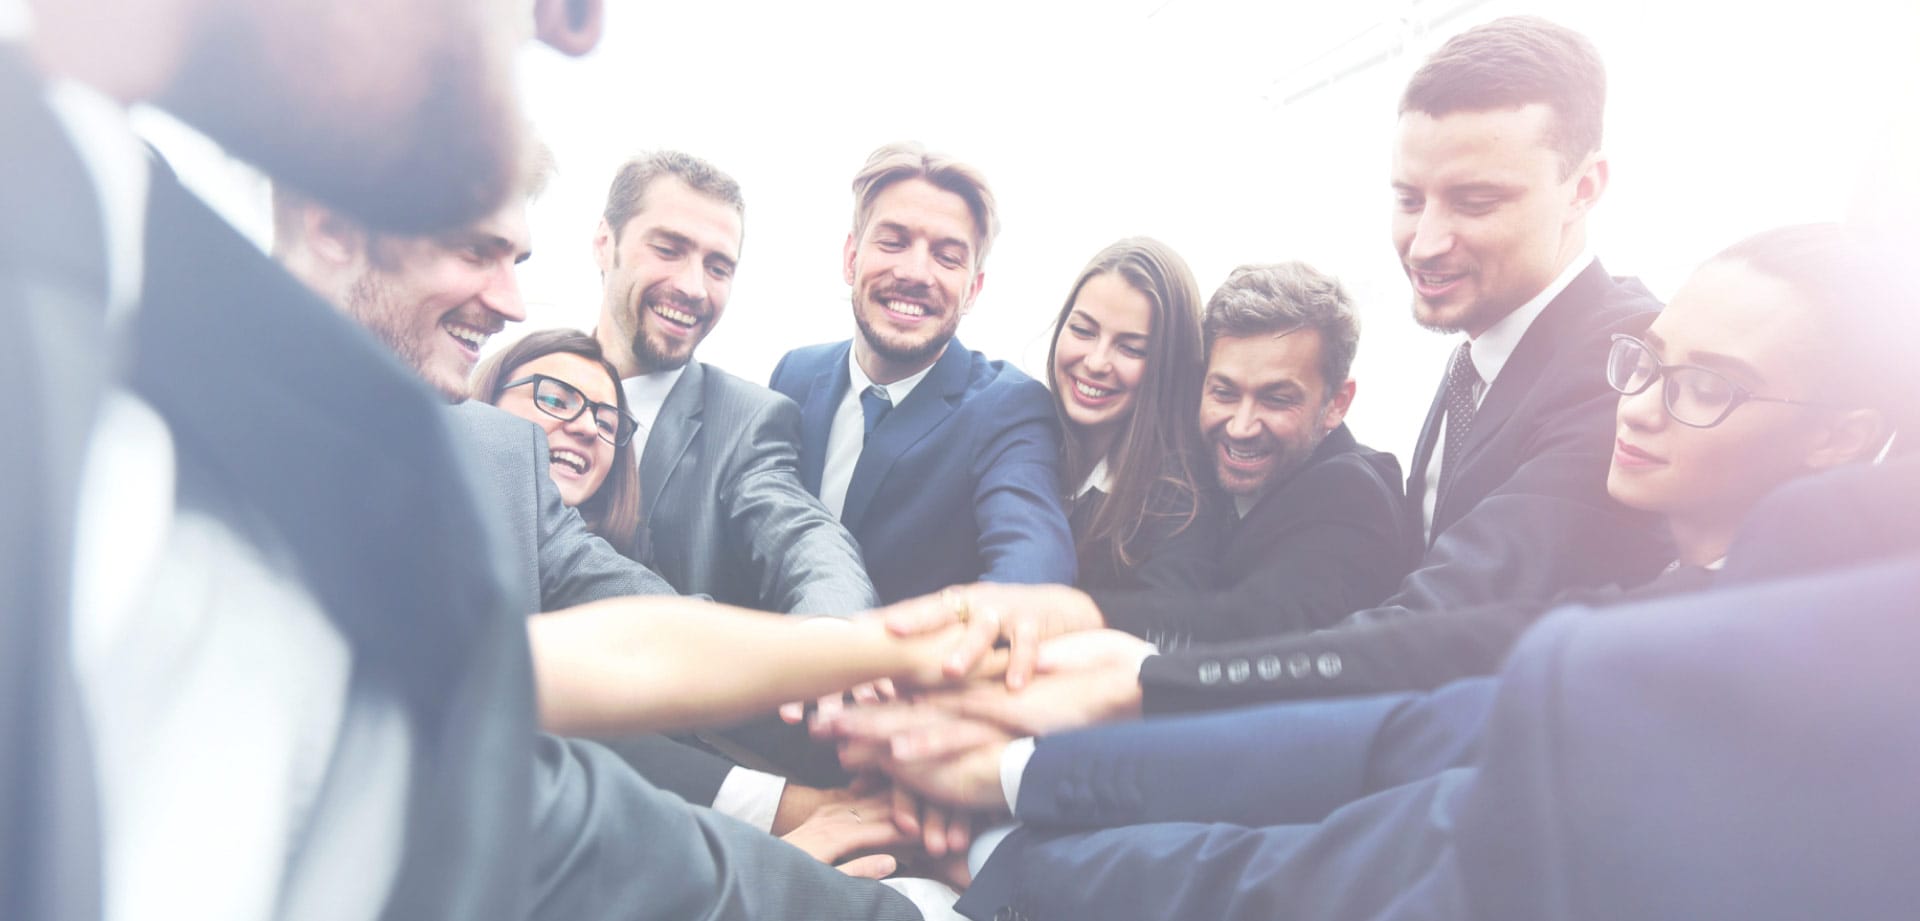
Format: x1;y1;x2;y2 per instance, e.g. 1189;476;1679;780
590;151;876;616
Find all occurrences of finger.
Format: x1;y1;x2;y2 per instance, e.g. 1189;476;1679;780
830;813;914;855
809;692;847;738
942;608;1003;679
882;593;953;637
922;803;951;858
891;784;921;839
835;854;898;880
892;719;1009;762
946;809;973;855
778;699;806;724
1005;616;1041;690
873;677;898;701
850;682;882;706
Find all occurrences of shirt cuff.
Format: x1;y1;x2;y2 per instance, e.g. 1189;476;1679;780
710;766;785;833
999;736;1037;814
880;877;965;920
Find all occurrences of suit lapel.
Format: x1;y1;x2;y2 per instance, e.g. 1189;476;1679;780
640;361;705;526
797;344;851;494
1434;261;1615;524
841;341;970;531
1405;381;1446;515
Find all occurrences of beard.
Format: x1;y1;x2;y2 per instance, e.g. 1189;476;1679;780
158;0;521;236
343;272;465;402
851;285;959;373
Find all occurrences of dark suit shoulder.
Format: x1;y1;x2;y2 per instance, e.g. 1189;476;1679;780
698;360;800;413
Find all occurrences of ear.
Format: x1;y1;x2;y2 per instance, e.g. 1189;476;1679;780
533;0;604;57
959;270;986;316
592;218;616;276
842;232;858;286
1803;408;1891;469
1566;152;1609;224
303;205;367;271
1322;378;1357;431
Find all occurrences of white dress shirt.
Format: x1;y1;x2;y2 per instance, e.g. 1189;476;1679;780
1421;248;1596;537
53;83;409;921
619;365;687;469
820;348;937;519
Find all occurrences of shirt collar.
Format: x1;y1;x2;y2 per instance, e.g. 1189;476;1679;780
620;365;688;428
1073;457;1112;501
1465;247;1594;386
848;346;936;407
43;78;149;325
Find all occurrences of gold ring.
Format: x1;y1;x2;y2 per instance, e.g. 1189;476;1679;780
940;587;970;624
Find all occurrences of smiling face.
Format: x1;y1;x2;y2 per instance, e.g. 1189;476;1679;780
343;197;531;400
1198;330;1352;498
492;351;621;507
1053;272;1153;449
1391;105;1603;337
844;177;986;382
1606;260;1835;541
593;177;743;377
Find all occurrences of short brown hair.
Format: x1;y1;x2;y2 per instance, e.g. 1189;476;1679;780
1204;262;1361;397
601;150;743;242
850;141;999;268
271;137;555;256
1400;16;1606;175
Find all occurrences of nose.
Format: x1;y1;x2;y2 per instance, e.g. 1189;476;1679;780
1224;401;1260;440
1405;206;1455;264
560;404;600;442
481;262;527;323
669;254;707;304
893;243;935;285
1081;342;1114;378
1616;376;1667;432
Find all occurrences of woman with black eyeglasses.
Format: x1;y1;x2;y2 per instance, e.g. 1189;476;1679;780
472;328;645;559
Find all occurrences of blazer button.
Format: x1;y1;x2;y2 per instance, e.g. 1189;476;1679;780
1197;661;1223;684
994;908;1014;921
1227;659;1250;683
1257;655;1282;680
1316;653;1343;678
1286;653;1313;679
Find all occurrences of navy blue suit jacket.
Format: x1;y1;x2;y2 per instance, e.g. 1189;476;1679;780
771;338;1075;602
963;459;1920;921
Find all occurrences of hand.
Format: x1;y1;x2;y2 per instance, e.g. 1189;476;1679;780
826;631;1152;759
779;792;910;878
771;782;853;837
834;707;1016;812
884;583;1105;690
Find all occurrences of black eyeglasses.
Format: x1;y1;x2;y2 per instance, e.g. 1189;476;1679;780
500;374;638;447
1605;334;1819;429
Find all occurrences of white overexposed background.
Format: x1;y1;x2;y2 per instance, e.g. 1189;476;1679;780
149;0;1920;466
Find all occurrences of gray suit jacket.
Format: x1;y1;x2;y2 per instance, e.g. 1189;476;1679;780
640;360;875;614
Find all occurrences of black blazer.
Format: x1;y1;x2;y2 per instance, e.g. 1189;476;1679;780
1092;424;1416;647
1393;260;1672;613
1069;472;1224;594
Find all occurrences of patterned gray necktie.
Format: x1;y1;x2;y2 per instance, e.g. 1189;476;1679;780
859;385;893;441
1440;340;1480;485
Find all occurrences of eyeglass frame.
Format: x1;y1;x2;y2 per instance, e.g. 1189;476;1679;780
1605;333;1824;429
498;373;639;447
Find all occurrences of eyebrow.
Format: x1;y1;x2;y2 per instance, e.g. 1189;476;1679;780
876;220;974;258
1681;348;1767;385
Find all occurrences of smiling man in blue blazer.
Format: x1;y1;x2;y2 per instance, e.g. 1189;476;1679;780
771;142;1074;603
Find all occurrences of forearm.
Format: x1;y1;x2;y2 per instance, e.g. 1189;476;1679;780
529;598;923;735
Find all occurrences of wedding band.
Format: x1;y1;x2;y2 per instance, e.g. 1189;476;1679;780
940;587;970;624
849;808;863;823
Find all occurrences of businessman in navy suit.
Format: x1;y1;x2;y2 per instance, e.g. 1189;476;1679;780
771;142;1074;603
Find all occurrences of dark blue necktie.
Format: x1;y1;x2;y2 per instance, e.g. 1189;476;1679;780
860;385;893;441
1440;340;1479;486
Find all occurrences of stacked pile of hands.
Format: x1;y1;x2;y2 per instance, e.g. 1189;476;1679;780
774;584;1159;886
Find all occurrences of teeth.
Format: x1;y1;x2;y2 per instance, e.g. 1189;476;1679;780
884;300;928;317
447;325;488;349
549;449;588;473
1225;445;1266;461
1075;381;1113;399
653;305;698;326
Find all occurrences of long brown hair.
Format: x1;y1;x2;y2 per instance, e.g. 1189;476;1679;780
471;328;646;560
1046;237;1207;574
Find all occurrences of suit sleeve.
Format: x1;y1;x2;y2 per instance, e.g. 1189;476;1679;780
968;380;1076;586
525;735;922;921
1013;682;1493;830
720;395;878;615
585;733;736;808
525;423;681;609
1387;311;1669;614
1094;456;1411;645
